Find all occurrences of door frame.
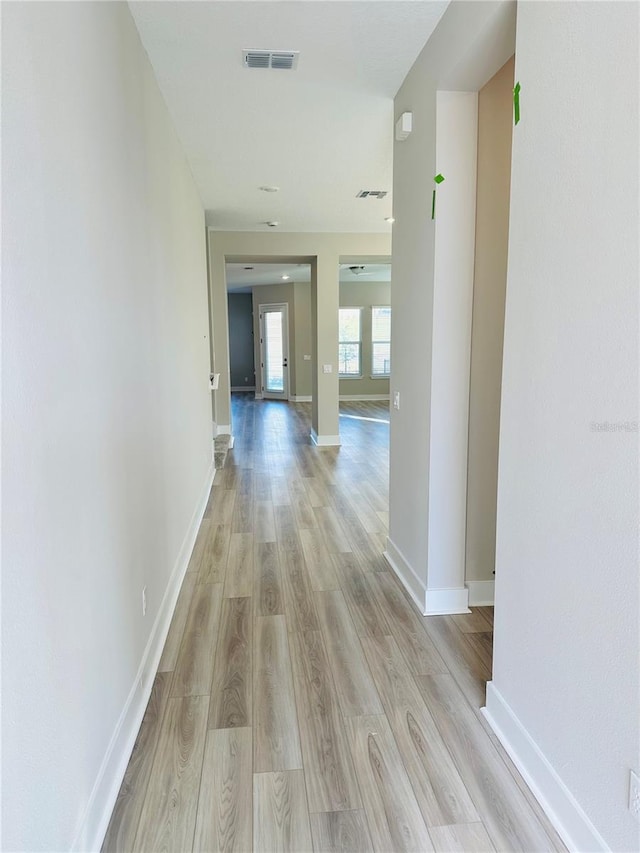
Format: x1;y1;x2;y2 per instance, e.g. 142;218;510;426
258;302;290;400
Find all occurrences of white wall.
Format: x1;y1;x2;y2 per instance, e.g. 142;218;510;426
2;5;212;851
465;56;514;593
487;3;639;851
426;90;477;612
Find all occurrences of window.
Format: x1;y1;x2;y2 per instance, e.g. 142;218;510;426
371;306;391;376
338;307;362;376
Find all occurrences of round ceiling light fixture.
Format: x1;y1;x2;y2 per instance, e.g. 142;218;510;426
281;274;290;280
244;266;254;270
259;185;279;193
385;217;395;223
265;220;279;227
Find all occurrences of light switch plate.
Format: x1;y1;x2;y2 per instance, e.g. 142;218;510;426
303;354;311;361
393;391;400;410
323;364;332;374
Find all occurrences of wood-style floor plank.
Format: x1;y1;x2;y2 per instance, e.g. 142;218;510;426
281;549;319;634
367;571;448;676
224;532;254;599
199;524;232;585
314;590;383;717
253;615;303;772
331;552;389;639
132;695;209;853
416;674;557;852
300;527;340;592
255;500;277;543
158;573;197;672
314;507;353;553
208;596;252;729
345;714;434;853
274;504;301;552
253;770;313;853
254;541;284;616
170;583;222;697
310;810;374;853
193;727;252;853
429;822;496;852
289;629;362;812
361;633;479;827
187;517;211;571
102;673;171;852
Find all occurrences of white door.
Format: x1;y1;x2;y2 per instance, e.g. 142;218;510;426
259;303;289;400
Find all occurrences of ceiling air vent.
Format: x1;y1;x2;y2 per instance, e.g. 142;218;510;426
243;50;299;70
356;190;388;199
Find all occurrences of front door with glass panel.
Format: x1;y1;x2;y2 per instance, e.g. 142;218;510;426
259;304;289;399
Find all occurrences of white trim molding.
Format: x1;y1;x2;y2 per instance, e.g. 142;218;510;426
483;682;608;853
425;586;469;615
339;394;390;401
216;424;231;436
74;460;216;853
310;429;341;447
231;385;255;392
384;537;470;615
466;578;495;606
254;392;263;400
289;395;312;402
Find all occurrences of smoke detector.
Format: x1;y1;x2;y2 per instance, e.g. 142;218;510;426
243;50;299;70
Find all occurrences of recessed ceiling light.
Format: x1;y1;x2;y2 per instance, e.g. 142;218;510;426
265;221;279;227
244;266;254;270
281;274;290;280
259;185;279;193
385;217;395;223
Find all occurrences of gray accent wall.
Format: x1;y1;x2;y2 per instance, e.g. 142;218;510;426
228;293;255;388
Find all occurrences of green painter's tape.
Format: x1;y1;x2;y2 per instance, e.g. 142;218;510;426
513;81;521;125
432;174;444;220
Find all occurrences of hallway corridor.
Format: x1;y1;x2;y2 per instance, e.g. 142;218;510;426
103;396;564;852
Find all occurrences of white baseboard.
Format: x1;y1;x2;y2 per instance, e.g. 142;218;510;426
72;459;215;853
339;394;390;401
216;424;231;436
466;578;495;606
310;428;341;447
384;537;470;615
228;436;235;449
425;586;469;614
254;392;263;400
289;395;312;402
231;385;255;392
483;682;608;853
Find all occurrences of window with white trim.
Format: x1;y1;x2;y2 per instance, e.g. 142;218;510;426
371;306;391;377
338;307;362;376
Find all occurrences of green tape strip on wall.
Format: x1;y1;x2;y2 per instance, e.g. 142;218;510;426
431;174;445;220
513;81;521;125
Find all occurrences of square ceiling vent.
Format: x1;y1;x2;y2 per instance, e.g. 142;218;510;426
243;50;299;70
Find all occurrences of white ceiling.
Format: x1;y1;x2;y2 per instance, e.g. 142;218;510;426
226;262;392;292
129;1;449;233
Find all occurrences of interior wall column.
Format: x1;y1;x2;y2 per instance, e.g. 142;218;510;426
310;252;340;445
208;232;232;435
425;90;478;614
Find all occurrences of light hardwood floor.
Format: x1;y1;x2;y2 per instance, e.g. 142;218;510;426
103;395;565;853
